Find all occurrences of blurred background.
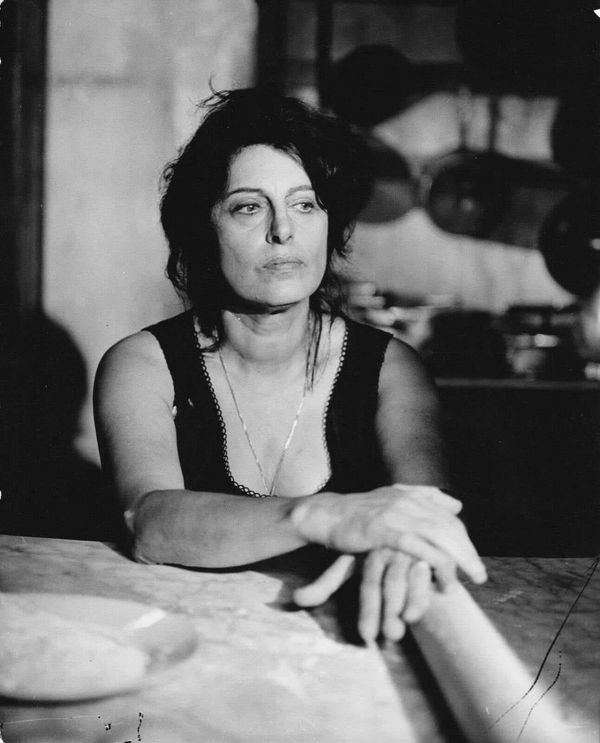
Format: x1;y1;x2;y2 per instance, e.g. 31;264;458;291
2;0;600;554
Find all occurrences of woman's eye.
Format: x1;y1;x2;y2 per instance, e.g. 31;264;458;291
234;203;261;215
294;201;315;213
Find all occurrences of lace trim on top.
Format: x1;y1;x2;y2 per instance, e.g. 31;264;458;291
194;320;349;498
317;322;348;494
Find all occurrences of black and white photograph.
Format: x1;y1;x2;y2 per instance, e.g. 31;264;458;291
1;1;599;741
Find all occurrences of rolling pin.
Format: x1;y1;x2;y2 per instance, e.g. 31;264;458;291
410;582;593;743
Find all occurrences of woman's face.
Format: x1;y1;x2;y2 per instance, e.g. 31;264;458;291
211;144;329;310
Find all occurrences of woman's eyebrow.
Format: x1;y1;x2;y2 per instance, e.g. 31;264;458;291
224;185;315;197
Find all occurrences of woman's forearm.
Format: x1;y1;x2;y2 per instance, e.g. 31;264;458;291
129;485;486;586
130;489;311;567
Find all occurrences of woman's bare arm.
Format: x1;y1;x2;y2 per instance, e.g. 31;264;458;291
293;338;485;642
93;332;308;567
94;331;484;581
375;336;449;487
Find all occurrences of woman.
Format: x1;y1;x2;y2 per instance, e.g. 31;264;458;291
94;89;486;645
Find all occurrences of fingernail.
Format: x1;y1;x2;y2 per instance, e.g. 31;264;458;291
389;623;406;640
359;624;377;647
473;567;488;584
360;630;375;646
403;612;419;623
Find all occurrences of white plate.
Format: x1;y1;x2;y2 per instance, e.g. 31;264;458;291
0;592;198;702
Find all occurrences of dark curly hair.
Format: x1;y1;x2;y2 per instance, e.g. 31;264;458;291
159;88;373;340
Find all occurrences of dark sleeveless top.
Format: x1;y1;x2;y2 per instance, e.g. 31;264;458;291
144;311;392;497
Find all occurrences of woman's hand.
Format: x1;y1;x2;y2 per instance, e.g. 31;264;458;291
293;550;434;644
290;484;487;586
359;550;432;643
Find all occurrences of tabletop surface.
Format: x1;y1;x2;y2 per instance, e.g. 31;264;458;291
0;535;598;743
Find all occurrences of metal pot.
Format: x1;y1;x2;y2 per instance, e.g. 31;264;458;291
421;148;510;238
538;185;600;298
421;92;510;238
323;44;414;128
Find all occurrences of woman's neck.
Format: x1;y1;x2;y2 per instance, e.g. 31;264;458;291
219;302;312;375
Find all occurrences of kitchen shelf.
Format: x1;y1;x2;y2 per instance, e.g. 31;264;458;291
436;377;600;391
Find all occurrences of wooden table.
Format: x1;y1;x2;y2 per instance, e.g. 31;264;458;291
0;535;598;743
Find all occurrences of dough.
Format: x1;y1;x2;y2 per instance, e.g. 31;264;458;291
0;595;149;700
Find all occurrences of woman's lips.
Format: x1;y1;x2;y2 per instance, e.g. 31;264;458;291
261;257;304;271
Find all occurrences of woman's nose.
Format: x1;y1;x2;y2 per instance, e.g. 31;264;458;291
267;207;293;244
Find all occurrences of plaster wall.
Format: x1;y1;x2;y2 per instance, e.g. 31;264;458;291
346;94;573;312
286;2;574;311
43;0;257;461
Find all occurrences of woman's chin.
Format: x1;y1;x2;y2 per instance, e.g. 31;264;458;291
231;283;320;313
238;296;310;314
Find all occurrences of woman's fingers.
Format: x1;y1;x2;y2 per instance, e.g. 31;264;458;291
381;553;410;641
358;550;388;645
291;488;486;586
392;532;460;589
407;519;486;585
376;554;435;643
402;560;432;623
293;554;356;607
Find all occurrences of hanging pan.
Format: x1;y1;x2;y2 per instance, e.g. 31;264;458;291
323;44;414;129
421;90;510;238
325;44;418;224
538;184;600;298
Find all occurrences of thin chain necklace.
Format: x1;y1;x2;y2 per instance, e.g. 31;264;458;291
217;349;308;496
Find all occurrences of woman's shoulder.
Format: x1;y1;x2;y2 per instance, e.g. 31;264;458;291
380;333;438;399
101;310;194;370
335;315;435;395
336;315;394;375
95;325;175;402
142;308;192;334
342;315;396;355
100;329;163;368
